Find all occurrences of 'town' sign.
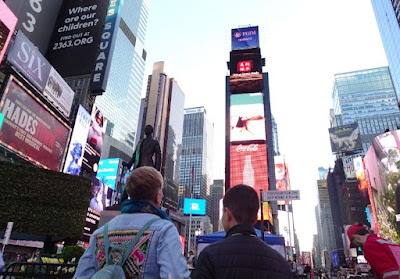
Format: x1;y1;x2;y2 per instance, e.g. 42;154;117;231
262;190;300;202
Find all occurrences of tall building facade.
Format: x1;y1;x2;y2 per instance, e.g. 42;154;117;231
371;0;400;98
211;179;224;232
140;62;185;212
179;107;214;219
94;0;150;158
332;67;400;151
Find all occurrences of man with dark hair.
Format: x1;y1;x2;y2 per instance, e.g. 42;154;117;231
347;223;400;279
123;125;161;171
191;184;292;279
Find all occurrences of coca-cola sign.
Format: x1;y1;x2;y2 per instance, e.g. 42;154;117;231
236;144;259;152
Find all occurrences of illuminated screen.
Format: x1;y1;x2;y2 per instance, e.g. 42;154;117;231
96;158;120;190
183;198;206;215
231;26;259;50
229;73;263;94
0;1;17;64
230;93;265;142
230;143;269;197
230;48;262;75
237;60;253;73
274;155;291;205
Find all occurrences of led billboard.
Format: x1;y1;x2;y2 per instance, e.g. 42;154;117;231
0;1;17;65
231;26;259;50
0;76;70;170
63;105;91;175
274;155;292;205
183;198;206;215
230;93;266;142
7;31;75;118
96;158;121;190
329;123;362;154
230;48;262;75
230;143;269;197
81;105;107;176
229;73;263;94
46;0;109;77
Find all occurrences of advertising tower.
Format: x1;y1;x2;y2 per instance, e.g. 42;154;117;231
225;26;277;231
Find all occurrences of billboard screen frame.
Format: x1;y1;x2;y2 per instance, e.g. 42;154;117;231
0;1;17;64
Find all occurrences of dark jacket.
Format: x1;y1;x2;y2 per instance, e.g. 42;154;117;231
126;136;161;170
191;224;292;279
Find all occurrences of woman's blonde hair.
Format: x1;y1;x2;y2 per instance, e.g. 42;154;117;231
125;166;163;201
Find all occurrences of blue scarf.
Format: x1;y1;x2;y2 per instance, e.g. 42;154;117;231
121;199;172;221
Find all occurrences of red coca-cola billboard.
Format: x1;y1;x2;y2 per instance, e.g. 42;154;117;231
230;143;269;197
0;76;70;170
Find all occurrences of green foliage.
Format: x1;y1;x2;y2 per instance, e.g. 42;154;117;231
60;245;85;262
0;161;92;238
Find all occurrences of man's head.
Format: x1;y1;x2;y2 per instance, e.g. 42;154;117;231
222;184;259;232
189;251;194;256
144;125;154;136
125;166;163;207
347;223;370;248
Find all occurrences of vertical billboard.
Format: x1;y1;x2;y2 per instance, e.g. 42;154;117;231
0;76;70;170
81;106;107;176
5;0;63;54
328;123;362;154
0;1;17;65
63;105;91;175
230;143;269;196
230;93;266;142
46;0;109;77
96;158;121;191
90;0;123;95
231;26;259;50
7;31;75;118
342;153;365;179
274;155;292;205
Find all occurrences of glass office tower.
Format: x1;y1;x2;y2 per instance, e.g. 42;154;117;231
94;0;150;157
179;107;214;218
332;67;400;151
371;0;400;98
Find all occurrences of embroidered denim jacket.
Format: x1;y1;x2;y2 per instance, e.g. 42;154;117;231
74;213;189;279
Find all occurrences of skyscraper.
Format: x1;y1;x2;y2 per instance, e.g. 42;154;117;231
179;107;214;219
94;0;150;158
141;61;185;212
211;179;224;232
371;0;400;98
332;66;400;151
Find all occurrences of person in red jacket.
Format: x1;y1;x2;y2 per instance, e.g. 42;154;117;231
347;223;400;279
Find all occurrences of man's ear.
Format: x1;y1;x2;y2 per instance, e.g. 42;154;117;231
225;207;234;222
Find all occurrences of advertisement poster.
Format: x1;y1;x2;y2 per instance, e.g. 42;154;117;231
5;0;63;54
0;76;70;170
329;123;362;153
63;105;91;175
96;158;121;191
46;0;109;77
183;198;206;215
81;105;107;176
274;155;291;205
0;1;17;64
231;26;259;50
230;93;266;142
230;143;269;197
7;31;75;118
342;153;364;179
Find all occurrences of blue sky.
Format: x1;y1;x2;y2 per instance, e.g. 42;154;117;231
142;0;388;251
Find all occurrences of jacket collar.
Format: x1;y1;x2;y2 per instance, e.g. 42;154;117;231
225;224;257;238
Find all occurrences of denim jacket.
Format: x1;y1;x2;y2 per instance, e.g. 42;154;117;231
74;213;189;279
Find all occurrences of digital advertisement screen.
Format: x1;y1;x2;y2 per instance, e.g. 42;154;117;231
0;76;70;171
231;26;259;50
229;73;263;94
257;201;272;222
230;143;269;197
329;123;362;154
96;158;121;190
0;1;17;65
46;0;109;77
7;31;75;118
274;155;291;205
230;93;265;142
63;105;91;175
183;198;206;215
81;105;107;176
230;48;262;75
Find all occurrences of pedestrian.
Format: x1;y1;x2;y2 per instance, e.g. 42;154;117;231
347;223;400;279
74;166;189;279
304;264;311;279
123;125;161;171
191;184;292;279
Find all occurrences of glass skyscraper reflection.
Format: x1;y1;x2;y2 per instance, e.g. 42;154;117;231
371;0;400;98
94;0;150;157
332;66;400;151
